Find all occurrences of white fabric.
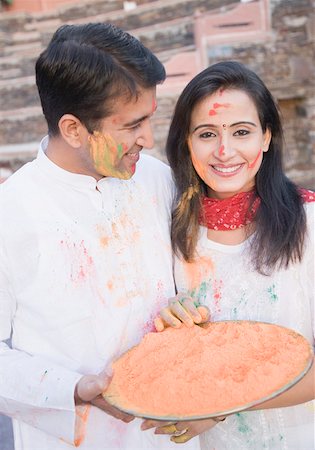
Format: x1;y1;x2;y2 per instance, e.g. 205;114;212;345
175;202;315;450
0;136;199;450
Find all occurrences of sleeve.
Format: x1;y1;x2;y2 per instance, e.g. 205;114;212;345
0;238;84;445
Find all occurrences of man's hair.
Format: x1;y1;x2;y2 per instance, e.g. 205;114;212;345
35;23;166;135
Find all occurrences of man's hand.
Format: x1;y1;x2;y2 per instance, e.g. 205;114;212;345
75;370;134;423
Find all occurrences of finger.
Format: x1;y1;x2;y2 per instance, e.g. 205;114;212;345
171;421;189;432
171;430;194;444
197;305;211;322
141;419;172;430
178;295;204;324
168;298;195;327
155;424;178;435
159;307;183;329
154;316;165;332
92;396;134;423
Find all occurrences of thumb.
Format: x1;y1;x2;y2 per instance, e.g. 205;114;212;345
76;372;111;402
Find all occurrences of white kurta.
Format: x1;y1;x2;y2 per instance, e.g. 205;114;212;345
0;137;199;450
174;202;315;450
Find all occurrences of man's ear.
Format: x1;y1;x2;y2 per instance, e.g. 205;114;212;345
58;114;87;148
262;128;272;153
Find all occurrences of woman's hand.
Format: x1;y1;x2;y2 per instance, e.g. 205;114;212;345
141;416;225;443
154;293;210;331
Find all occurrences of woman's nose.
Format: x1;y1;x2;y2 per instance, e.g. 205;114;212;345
215;133;235;159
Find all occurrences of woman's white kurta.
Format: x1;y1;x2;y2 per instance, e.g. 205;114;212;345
0;137;199;450
174;202;315;450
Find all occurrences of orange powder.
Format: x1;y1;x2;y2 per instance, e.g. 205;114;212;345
104;321;313;419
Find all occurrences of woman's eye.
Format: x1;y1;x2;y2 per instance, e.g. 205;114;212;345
234;129;249;136
199;131;216;139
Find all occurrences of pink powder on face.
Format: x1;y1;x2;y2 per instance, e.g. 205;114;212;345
209;109;217;116
213;102;230;109
248;148;262;169
219;145;225;156
104;321;312;419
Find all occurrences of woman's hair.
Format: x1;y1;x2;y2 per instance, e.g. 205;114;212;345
36;23;165;136
166;60;306;274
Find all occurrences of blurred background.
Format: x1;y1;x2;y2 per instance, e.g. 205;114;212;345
0;0;314;448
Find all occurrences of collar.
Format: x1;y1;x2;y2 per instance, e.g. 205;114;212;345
36;136;114;191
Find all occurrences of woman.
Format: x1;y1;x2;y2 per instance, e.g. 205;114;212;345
143;61;314;449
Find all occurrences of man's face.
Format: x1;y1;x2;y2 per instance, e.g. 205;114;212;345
83;87;157;180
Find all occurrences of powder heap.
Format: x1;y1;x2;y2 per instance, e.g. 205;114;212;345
103;321;312;419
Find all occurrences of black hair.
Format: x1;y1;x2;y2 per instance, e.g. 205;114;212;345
167;60;306;274
35;22;165;135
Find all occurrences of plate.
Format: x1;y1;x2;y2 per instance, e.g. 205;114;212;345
103;320;313;421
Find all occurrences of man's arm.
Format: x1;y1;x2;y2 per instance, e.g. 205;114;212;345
0;242;83;444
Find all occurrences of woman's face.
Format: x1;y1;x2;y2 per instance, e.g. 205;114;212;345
188;89;271;199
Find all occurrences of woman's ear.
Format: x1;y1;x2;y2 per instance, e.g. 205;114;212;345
262;128;272;153
58;114;86;148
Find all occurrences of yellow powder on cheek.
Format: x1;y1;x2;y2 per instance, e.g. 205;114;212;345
104;321;312;419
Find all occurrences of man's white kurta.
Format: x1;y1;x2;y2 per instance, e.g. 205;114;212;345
0;137;199;450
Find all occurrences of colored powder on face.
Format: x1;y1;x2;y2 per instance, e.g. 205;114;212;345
89;131;130;180
213;102;231;109
104;321;312;419
248;148;262;169
209;109;217;116
219;145;225;156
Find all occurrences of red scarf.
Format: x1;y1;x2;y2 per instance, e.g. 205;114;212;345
199;188;314;231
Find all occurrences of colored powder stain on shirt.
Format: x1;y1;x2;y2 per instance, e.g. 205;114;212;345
40;370;48;383
61;238;94;283
142;280;167;334
74;405;91;447
190;280;211;305
236;412;251;434
100;235;110;247
213;279;223;312
104;321;312;418
183;255;215;292
232;293;247;319
267;284;278;303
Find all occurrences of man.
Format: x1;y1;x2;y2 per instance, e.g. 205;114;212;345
0;23;199;450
